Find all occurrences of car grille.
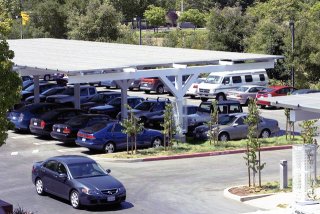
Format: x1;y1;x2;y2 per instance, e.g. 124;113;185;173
199;89;210;93
101;188;118;195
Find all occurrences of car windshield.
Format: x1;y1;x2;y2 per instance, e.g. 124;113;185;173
107;98;121;106
219;115;237;125
82;122;109;133
62;88;74;95
205;76;221;84
134;102;154;111
68;162;106;178
66;116;88;126
198;103;211;113
235;87;249;92
88;94;102;102
42;88;64;96
24;84;35;92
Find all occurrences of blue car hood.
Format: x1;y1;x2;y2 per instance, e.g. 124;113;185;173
90;105;114;110
77;175;123;190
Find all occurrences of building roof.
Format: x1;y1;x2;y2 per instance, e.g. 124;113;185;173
8;38;283;75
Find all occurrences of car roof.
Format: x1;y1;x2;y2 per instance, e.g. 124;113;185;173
17;102;59;111
202;100;241;105
98;91;121;95
49;155;95;165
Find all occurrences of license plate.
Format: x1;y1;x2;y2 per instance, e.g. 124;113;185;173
107;196;115;202
33;122;37;126
57;128;60;132
143;83;148;86
82;138;86;142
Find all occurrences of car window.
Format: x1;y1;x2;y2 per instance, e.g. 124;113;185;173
186;106;197;115
62;88;74;95
113;124;123;132
44;160;58;172
229;105;241;113
235;117;245;125
57;163;67;174
153;103;165;111
135;102;154;111
108;98;121;106
57;111;77;120
249;87;259;93
206;75;222;84
87;118;109;126
218;105;229;114
89;88;95;95
245;75;253;83
68;162;106;178
259;74;266;81
235;86;249;92
198;103;211;113
80;89;88;96
222;77;230;84
232;76;242;84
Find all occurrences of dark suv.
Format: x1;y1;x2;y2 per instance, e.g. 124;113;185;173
187;100;243;134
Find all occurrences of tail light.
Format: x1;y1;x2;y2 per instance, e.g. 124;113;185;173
86;134;95;139
193;84;198;88
77;132;95;139
40;120;46;128
267;93;272;97
18;113;24;122
63;127;71;134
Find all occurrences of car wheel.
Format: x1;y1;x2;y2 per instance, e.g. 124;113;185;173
218;132;230;142
104;142;115;153
190;95;196;99
260;129;271;138
216;93;225;101
43;75;50;81
259;105;265;109
156;85;164;94
70;190;81;209
144;90;150;94
152;137;162;148
201;97;208;102
35;178;45;195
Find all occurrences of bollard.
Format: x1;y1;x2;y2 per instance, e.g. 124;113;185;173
280;160;288;189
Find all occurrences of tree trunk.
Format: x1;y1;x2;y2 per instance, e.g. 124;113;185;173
134;134;137;154
127;134;129;154
247;143;251;187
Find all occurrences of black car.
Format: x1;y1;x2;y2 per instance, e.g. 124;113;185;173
51;114;111;143
30;108;85;137
145;105;198;129
81;92;121;112
124;98;170;123
21;82;60;101
8;103;62;132
89;96;144;118
25;86;67;104
32;155;126;209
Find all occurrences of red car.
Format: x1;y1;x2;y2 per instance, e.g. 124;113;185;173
256;86;296;108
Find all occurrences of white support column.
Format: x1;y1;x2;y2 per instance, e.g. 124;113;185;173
115;79;134;120
74;84;80;109
33;75;40;103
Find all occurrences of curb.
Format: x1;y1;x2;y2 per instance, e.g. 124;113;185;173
223;186;274;202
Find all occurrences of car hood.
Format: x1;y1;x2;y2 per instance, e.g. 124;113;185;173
77;175;123;190
90;105;115;110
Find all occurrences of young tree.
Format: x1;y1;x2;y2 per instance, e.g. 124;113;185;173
206;100;219;145
161;103;176;150
299;120;318;145
178;9;206;28
144;5;166;32
0;8;22;146
244;98;265;187
120;105;143;154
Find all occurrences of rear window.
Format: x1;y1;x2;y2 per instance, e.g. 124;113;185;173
135;102;154;111
245;75;253;82
82;122;110;133
232;76;242;84
259;74;266;81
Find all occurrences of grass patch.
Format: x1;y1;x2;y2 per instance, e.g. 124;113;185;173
99;135;302;159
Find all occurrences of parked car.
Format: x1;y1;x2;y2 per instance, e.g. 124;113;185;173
193;113;279;141
256;86;296;108
124;98;171;123
51;114;110;143
187;100;243;134
30;108;85;137
21;75;33;89
100;80;118;89
145;105;198;129
21;82;60;101
226;85;266;105
140;77;165;94
46;85;97;107
25;86;67;104
80;92;121;112
76;121;163;153
291;89;320;95
32;155;126;209
186;78;206;99
8;103;62;132
128;79;141;91
89;96;144;118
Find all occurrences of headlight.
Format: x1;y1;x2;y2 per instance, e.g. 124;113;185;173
211;89;216;93
81;187;100;195
118;186;126;193
18;113;24;122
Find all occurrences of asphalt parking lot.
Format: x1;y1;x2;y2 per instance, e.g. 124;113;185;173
1;87;316;213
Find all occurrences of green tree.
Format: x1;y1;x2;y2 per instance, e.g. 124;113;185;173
0;8;22;146
244;98;265;187
299;120;318;145
110;0;156;20
207;6;247;52
67;0;122;42
178;9;206;28
161;103;177;150
206;100;219;145
144;5;166;31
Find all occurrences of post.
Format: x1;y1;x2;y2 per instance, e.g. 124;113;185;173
289;20;295;88
33;75;40;103
74;83;80;109
139;17;142;45
280;160;288;189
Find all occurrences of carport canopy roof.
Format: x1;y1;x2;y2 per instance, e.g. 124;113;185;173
8;38;283;75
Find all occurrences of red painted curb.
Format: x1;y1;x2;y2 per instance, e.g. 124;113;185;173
142;145;292;162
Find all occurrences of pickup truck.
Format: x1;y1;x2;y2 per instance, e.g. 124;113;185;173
46;85;97;107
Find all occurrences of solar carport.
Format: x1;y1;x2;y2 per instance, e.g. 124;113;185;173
9;38;283;135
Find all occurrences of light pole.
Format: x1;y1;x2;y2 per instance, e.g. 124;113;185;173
134;17;142;45
289;20;295;88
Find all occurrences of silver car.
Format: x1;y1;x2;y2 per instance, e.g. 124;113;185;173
226;85;266;105
201;113;279;141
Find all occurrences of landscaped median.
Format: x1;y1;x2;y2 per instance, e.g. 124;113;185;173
95;136;302;161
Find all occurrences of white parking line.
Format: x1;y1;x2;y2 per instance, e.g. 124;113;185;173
11;135;34;139
33;141;57;145
11;152;18;156
57;148;86;153
32;150;39;153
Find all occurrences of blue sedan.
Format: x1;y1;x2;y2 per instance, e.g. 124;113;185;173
76;121;163;153
32;155;126;209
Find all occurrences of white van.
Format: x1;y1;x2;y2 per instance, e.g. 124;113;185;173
197;69;268;101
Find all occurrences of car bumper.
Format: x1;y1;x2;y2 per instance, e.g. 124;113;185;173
11;120;29;131
30;127;51;136
257;99;271;106
79;193;126;206
50;132;75;143
197;92;217;99
76;139;105;150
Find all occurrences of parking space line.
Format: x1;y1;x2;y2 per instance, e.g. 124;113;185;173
11;152;18;156
57;148;86;153
33;142;57;145
11;135;34;139
32;150;39;153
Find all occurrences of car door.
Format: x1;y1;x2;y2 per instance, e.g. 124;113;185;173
228;116;248;140
52;162;70;199
136;128;149;147
80;88;89;102
111;124;127;150
41;160;58;194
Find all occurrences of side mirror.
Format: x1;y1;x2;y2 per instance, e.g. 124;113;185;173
106;169;111;174
59;173;68;180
